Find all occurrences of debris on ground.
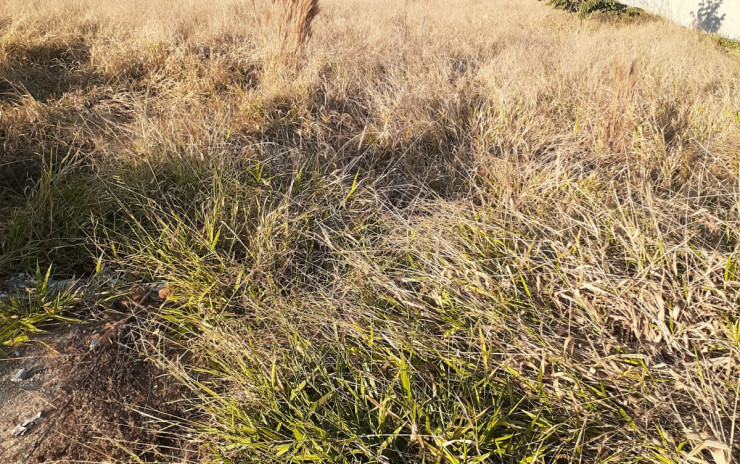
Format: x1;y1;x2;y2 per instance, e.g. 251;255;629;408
0;272;126;301
0;314;188;462
9;368;28;382
9;412;42;437
88;319;125;351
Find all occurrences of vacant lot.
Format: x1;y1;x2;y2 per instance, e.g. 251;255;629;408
1;0;739;462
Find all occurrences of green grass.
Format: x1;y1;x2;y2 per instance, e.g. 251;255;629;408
2;107;738;463
3;146;729;462
541;0;642;18
0;266;82;355
711;35;740;54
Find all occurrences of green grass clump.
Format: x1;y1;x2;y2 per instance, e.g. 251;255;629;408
0;266;82;355
543;0;641;18
711;35;740;54
2;141;739;461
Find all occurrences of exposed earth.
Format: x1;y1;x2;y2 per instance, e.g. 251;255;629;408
0;316;189;463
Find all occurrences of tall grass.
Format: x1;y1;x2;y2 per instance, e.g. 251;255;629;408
251;0;321;66
1;0;739;462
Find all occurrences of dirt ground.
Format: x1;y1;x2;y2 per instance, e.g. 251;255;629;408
0;320;189;463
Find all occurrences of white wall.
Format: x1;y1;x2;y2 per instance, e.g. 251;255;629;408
620;0;740;39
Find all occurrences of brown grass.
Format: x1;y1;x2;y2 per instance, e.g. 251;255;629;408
1;0;739;462
251;0;320;67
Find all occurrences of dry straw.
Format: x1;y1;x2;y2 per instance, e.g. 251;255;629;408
1;0;739;462
251;0;320;63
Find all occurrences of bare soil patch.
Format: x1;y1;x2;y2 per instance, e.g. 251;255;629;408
0;321;189;463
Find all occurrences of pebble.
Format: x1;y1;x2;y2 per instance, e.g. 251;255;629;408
10;368;28;382
10;412;42;437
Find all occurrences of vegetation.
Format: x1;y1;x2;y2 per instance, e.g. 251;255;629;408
712;35;740;54
1;0;739;462
0;266;82;355
544;0;641;18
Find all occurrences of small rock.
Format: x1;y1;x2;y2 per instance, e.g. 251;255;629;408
10;368;28;382
47;279;77;293
156;283;171;300
21;412;42;427
10;412;42;437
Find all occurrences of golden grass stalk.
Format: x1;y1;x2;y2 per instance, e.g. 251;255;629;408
252;0;320;63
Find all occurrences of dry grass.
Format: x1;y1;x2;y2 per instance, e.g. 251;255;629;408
1;0;740;462
257;0;320;53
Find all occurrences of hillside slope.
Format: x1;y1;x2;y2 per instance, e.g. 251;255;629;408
1;0;739;462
